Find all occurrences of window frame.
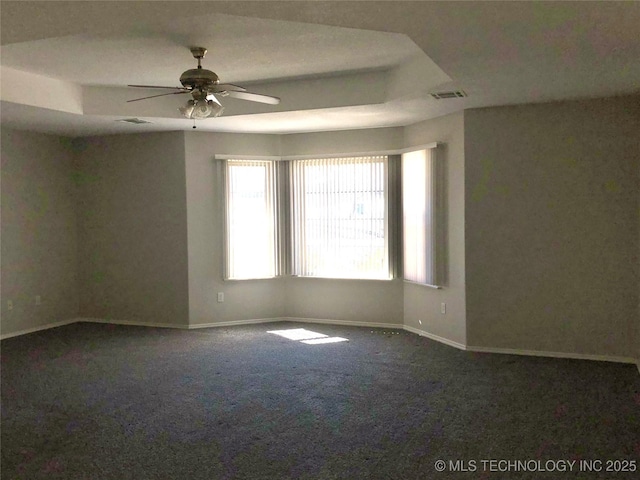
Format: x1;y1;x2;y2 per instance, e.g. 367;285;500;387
401;147;444;288
289;155;393;281
223;159;279;281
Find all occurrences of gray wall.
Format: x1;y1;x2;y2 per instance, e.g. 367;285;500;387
284;277;403;326
74;132;190;326
1;128;78;335
402;112;467;344
280;127;404;157
464;97;640;358
185;131;286;325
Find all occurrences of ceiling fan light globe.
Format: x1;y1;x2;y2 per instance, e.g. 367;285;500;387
209;101;225;118
178;99;196;118
192;104;212;119
181;99;224;119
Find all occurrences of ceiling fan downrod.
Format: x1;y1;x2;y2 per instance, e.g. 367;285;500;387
190;47;207;69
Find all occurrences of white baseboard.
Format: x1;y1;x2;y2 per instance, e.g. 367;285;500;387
0;318;79;340
78;317;189;329
465;344;638;365
189;317;283;329
401;326;639;368
282;316;403;330
403;325;467;350
3;317;639;375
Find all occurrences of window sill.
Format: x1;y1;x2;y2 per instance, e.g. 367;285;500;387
291;275;396;282
224;276;281;282
403;280;442;289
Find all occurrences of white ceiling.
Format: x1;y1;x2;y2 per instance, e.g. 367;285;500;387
0;13;422;85
1;1;639;137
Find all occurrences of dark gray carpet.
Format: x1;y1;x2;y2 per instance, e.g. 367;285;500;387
1;321;638;479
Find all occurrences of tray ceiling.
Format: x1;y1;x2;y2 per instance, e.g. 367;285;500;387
1;1;639;137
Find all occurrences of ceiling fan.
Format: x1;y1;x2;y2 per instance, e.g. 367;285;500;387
127;47;280;119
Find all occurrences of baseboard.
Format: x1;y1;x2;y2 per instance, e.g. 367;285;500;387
401;325;639;369
282;316;403;330
3;317;639;375
78;317;189;329
0;318;79;340
466;345;638;365
0;316;399;339
403;325;467;350
189;317;284;329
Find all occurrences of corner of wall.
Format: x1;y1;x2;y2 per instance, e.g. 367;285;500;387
401;111;467;348
1;128;80;337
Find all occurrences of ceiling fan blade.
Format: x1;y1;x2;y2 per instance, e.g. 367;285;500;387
127;91;190;103
128;84;188;90
224;90;281;105
212;83;247;92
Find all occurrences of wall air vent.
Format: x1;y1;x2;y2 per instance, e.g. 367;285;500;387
116;118;152;124
429;91;467;100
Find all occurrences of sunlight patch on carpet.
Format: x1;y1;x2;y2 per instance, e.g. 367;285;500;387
267;328;348;345
267;328;327;341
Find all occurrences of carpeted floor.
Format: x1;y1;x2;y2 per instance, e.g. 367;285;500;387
1;321;638;479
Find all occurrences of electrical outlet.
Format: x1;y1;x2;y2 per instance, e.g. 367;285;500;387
440;302;446;314
7;300;13;311
35;295;42;306
217;292;224;303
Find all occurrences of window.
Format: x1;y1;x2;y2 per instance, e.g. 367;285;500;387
221;149;438;283
290;156;389;279
402;148;440;286
224;160;278;279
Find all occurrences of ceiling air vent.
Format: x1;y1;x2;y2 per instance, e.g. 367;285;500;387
430;90;467;100
116;118;152;124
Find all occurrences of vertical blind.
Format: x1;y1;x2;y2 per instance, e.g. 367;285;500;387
290;156;389;279
402;148;438;285
225;160;277;279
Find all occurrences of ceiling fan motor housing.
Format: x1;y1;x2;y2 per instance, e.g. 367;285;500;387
179;68;220;90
